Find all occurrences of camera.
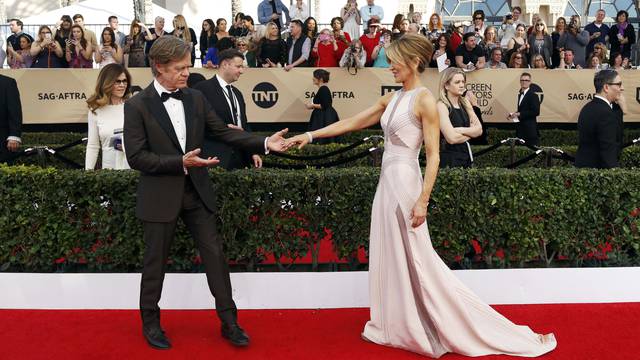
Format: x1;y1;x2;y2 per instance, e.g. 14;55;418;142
349;44;357;52
505;14;513;20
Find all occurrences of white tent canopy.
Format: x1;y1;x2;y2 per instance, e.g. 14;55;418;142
23;0;177;27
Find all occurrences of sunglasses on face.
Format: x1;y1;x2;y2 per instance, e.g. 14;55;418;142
177;26;185;30
607;82;623;86
536;24;544;27
515;56;522;59
520;79;530;82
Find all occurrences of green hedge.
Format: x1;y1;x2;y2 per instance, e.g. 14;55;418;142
1;165;639;272
22;128;640;148
12;142;640;170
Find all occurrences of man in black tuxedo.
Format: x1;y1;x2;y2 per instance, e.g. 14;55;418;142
508;72;540;146
576;69;624;168
194;49;262;170
123;36;289;350
0;74;22;163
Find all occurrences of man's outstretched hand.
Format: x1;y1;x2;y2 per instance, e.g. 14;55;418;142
183;148;220;168
267;128;293;152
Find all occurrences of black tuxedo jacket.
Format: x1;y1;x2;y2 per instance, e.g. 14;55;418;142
194;75;253;169
575;97;623;169
123;83;266;222
516;85;541;146
0;74;22;162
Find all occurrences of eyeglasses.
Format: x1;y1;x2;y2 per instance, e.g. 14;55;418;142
607;82;623;86
520;79;531;82
474;17;483;20
114;79;128;85
515;56;522;59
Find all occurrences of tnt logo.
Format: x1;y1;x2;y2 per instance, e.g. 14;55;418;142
381;85;402;96
252;82;279;108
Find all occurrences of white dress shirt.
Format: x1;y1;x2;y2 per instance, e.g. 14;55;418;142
216;75;242;128
289;3;309;21
518;87;529;106
359;4;384;30
154;79;187;153
594;95;613;109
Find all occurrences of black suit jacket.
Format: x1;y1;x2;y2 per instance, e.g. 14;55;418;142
123;83;266;222
575;97;623;169
516;85;541;146
0;74;22;162
194;75;253;169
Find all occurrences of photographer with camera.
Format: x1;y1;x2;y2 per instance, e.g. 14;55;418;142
558;15;589;68
339;39;366;70
30;25;65;68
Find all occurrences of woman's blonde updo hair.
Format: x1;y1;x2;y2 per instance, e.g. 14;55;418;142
438;67;474;117
385;33;433;73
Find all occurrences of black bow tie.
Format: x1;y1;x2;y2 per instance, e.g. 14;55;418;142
161;90;183;102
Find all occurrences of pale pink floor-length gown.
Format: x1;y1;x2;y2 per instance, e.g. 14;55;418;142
361;87;557;358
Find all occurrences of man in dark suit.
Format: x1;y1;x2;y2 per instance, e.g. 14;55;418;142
508;72;540;146
123;36;289;350
0;74;22;163
194;49;262;170
576;69;624;168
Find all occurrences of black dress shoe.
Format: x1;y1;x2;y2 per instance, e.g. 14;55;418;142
221;323;250;347
143;326;171;350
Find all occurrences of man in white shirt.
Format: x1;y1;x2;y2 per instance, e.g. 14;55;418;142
194;49;263;169
360;0;384;33
123;35;290;351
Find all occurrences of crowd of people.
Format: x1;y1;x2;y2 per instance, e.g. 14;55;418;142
4;1;637;71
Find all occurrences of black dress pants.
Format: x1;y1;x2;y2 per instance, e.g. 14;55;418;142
139;178;237;327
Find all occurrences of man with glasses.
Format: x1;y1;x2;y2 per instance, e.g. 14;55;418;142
511;6;526;27
585;9;609;61
558;15;589;67
360;0;384;33
576;70;625;168
485;47;507;69
507;72;540;146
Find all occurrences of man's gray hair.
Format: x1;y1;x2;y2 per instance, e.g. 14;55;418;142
594;69;618;93
148;36;191;77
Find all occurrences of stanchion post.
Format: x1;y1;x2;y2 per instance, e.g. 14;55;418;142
509;139;516;166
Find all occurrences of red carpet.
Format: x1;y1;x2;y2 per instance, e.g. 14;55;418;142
1;304;638;360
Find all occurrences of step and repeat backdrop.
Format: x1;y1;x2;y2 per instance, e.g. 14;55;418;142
3;68;640;124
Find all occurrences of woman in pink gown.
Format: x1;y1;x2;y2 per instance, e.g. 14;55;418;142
287;33;557;358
